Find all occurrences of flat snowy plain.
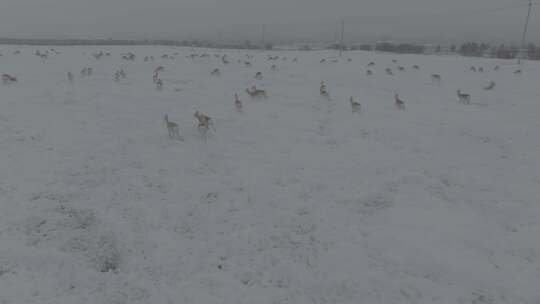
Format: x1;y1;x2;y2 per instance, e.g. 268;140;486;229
1;46;539;303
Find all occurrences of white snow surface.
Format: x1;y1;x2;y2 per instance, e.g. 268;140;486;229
1;46;540;304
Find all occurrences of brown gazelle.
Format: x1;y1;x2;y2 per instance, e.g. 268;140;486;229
234;94;243;112
394;94;405;110
2;74;17;85
164;115;182;140
320;81;330;98
457;90;471;104
350;97;361;113
484;81;496;91
194;110;215;140
246;86;268;99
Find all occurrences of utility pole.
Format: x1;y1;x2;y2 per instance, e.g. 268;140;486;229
519;1;533;64
261;24;266;49
339;19;345;58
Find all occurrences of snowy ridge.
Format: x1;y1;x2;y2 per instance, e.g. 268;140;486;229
0;46;539;303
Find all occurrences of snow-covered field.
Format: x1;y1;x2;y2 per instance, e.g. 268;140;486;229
1;46;539;303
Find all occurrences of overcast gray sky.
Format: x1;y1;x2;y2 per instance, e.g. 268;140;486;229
0;0;538;44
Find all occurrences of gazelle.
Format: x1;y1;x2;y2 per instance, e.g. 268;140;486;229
431;74;442;82
457;90;471;104
412;65;420;70
254;72;263;80
270;64;277;71
385;68;393;76
235;94;243;112
398;66;405;71
366;69;373;76
394;94;405;110
246;86;268;99
514;69;522;75
211;68;221;76
194;110;215;139
368;62;375;67
114;70;124;82
350;97;361;113
484;81;495;91
2;74;17;85
164;115;182;140
320;81;329;98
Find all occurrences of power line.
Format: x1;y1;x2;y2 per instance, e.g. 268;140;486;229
519;1;534;63
339;19;345;57
261;24;266;47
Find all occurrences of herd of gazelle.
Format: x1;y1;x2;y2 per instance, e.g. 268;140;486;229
0;49;523;141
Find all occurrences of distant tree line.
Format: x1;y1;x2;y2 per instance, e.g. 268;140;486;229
453;42;519;59
374;42;425;54
330;40;540;61
179;39;273;50
326;42;424;54
0;38;273;50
